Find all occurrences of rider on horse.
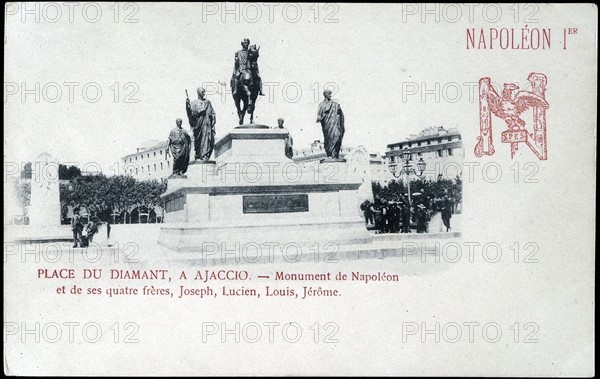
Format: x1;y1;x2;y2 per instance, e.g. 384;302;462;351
231;38;264;97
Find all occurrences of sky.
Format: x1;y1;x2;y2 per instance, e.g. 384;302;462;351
4;3;596;174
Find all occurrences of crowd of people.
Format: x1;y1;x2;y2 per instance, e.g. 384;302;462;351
70;208;104;248
361;196;455;234
364;178;461;234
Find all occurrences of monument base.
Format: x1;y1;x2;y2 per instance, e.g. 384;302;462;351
158;125;371;254
158;218;371;253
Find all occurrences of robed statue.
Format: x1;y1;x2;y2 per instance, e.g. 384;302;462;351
166;118;191;176
316;89;345;159
231;38;263;125
277;118;294;159
186;87;216;161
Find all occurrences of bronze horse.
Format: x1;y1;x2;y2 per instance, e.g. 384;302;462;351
231;45;260;125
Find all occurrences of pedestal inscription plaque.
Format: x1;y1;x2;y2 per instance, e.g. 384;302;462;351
243;194;309;213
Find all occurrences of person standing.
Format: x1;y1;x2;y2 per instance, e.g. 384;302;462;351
401;203;411;233
428;197;445;233
415;204;428;234
380;202;389;233
71;209;83;247
391;203;401;233
85;217;99;244
360;200;373;226
186;87;216;162
442;197;453;232
373;203;382;234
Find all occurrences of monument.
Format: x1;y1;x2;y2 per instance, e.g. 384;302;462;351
158;126;372;255
316;89;345;161
166;118;191;177
231;38;263;125
157;40;372;258
7;152;73;244
186;87;216;162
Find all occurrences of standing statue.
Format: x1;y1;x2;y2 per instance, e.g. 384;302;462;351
186;87;216;161
166;118;191;177
231;38;263;125
316;89;345;159
277;118;294;159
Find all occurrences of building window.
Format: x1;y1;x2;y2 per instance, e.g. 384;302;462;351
167;161;170;167
437;150;443;158
135;168;138;174
147;153;150;158
154;164;157;171
427;140;431;145
148;165;150;172
154;152;156;157
160;150;162;155
135;156;137;161
141;167;144;173
448;148;453;156
417;142;421;147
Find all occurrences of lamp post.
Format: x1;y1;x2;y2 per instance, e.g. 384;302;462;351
388;147;426;207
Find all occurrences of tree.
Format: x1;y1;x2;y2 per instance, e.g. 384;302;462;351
59;164;82;180
60;174;167;220
372;180;407;203
21;162;32;179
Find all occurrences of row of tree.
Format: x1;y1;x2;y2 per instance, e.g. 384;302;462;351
372;177;462;205
60;174;167;220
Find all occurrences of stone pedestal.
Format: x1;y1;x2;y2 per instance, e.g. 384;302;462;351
158;125;372;254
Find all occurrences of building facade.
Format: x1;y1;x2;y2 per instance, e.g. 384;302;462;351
121;139;171;180
385;126;464;181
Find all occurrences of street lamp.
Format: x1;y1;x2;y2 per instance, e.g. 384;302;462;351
388;147;426;207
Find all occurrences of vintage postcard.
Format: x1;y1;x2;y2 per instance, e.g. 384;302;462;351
3;2;596;376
